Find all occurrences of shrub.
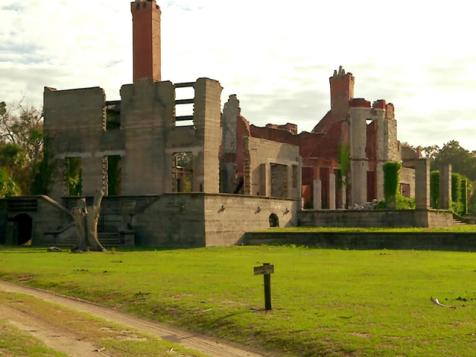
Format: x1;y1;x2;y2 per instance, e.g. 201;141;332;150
0;168;20;197
376;195;416;210
396;195;416;210
450;173;469;216
430;171;440;208
383;162;401;208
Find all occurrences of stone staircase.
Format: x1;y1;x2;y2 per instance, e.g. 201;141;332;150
452;214;472;226
463;215;476;224
98;232;124;248
42;228;132;249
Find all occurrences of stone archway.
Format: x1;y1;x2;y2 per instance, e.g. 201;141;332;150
13;214;33;245
269;213;280;228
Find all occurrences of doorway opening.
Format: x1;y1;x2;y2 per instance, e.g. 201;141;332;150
12;214;33;245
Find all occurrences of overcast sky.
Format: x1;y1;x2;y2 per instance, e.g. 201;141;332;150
0;0;475;150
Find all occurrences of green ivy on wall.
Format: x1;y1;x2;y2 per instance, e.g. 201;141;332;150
430;171;440;209
383;162;401;207
451;172;468;216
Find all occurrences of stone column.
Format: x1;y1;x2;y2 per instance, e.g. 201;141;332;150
265;162;272;197
194;78;223;194
415;159;430;209
349;104;370;206
50;158;66;201
350;160;368;206
82;156;107;197
287;165;293;200
329;171;336;210
341;184;347;209
376;162;385;202
439;164;452;210
313;179;322;210
297;159;303;202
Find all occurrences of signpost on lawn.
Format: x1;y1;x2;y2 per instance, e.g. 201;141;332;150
254;263;274;311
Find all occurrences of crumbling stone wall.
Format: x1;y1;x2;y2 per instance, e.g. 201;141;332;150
134;193;297;247
271;163;289;198
44;87;109;200
44;77;222;199
400;166;416;198
244;137;301;200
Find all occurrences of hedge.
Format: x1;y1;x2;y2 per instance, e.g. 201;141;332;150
430;171;440;209
451;173;468;216
383;161;401;208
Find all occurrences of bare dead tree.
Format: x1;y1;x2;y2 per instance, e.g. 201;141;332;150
71;190;106;252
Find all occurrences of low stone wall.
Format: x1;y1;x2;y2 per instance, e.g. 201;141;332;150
298;209;454;228
244;232;476;251
2;196;72;246
134;193;297;247
204;194;297;246
1;194;298;248
135;194;206;247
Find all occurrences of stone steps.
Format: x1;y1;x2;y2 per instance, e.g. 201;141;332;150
41;232;126;248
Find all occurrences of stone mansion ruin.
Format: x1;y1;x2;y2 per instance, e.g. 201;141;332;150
0;0;457;248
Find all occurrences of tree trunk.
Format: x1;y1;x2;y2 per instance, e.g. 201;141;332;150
86;190;106;252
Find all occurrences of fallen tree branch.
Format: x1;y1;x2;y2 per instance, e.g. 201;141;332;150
431;297;456;309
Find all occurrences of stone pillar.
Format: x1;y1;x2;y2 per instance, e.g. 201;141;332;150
341;184;347;209
287;165;293;200
265;162;272;197
313;179;322;210
82;156;107;197
376;162;385;202
329;171;336;210
439;164;452;210
415;159;430;209
297;158;303;202
194;78;223;194
50;158;66;201
349;102;370;206
350;160;368;206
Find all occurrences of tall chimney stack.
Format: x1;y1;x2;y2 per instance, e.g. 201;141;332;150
131;0;161;82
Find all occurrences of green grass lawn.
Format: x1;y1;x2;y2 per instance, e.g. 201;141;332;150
260;225;476;233
1;246;476;356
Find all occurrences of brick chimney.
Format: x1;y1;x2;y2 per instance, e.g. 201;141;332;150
131;0;161;82
329;66;355;118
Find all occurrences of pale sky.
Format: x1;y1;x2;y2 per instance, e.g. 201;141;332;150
0;0;475;150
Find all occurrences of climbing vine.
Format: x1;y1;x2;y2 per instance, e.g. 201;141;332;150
383;161;401;207
430;171;440;209
451;173;468;216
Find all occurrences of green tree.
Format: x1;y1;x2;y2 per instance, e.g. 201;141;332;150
433;141;476;181
0;101;44;195
383;162;401;209
0;167;20;197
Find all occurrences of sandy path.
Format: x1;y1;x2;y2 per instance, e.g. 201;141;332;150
0;305;106;356
0;280;264;357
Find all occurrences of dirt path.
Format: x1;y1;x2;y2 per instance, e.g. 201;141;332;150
0;280;264;357
0;304;105;356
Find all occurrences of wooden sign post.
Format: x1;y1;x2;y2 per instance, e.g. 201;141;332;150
254;263;274;311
